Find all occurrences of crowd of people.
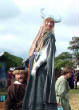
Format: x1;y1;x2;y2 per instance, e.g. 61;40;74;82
5;11;74;110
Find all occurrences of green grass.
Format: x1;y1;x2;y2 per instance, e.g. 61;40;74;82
69;88;79;94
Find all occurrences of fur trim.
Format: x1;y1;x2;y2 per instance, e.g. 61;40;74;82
13;70;27;75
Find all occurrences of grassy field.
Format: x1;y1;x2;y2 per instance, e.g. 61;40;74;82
69;88;79;110
69;88;79;94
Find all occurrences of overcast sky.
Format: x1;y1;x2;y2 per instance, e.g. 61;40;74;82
0;0;79;59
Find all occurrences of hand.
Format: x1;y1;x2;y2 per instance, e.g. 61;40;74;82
31;69;36;76
57;102;61;106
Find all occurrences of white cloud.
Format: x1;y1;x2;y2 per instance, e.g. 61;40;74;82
0;0;79;58
13;0;74;15
0;35;27;58
0;0;20;20
56;40;69;56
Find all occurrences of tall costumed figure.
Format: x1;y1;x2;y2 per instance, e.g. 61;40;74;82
22;9;61;110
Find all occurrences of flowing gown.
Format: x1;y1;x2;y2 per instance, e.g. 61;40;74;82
22;32;57;110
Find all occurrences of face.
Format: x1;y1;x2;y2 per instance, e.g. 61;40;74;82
67;71;73;79
15;73;25;83
44;18;54;31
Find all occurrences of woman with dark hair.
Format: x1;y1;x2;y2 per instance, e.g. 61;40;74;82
22;12;61;110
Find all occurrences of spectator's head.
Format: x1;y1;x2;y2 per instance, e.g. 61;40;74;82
13;66;28;84
61;67;73;79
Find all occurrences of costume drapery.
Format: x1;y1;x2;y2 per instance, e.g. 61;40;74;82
22;32;57;110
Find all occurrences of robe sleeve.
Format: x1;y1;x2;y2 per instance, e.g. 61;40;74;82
31;45;48;76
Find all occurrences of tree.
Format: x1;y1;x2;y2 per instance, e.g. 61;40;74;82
55;52;73;69
0;52;23;70
55;52;73;77
68;37;79;67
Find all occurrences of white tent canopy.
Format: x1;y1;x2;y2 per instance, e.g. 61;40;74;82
75;65;79;71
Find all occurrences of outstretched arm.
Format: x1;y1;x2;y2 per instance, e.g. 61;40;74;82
31;45;48;76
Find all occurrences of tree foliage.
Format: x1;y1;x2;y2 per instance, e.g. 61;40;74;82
54;52;73;78
68;37;79;65
55;52;72;61
68;37;79;50
55;52;73;70
0;52;23;70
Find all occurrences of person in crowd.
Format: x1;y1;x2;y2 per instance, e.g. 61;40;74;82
8;70;14;87
74;71;79;89
67;74;74;89
22;10;61;110
6;67;27;110
55;67;73;110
